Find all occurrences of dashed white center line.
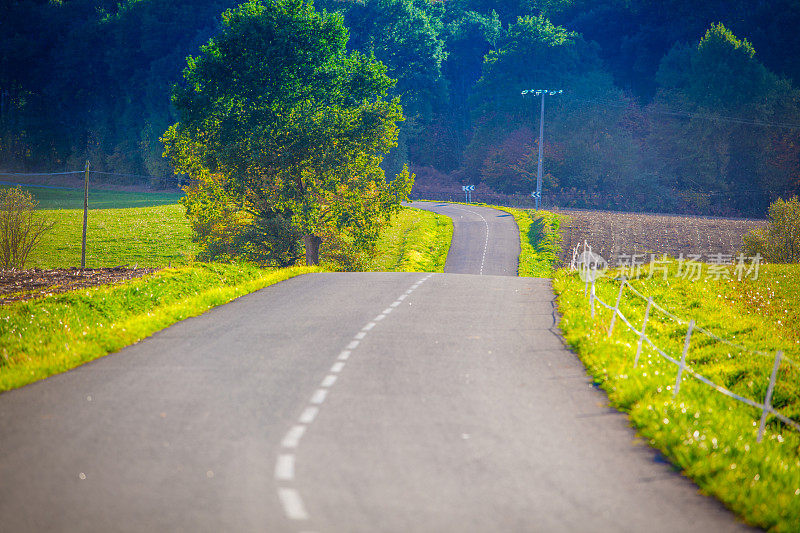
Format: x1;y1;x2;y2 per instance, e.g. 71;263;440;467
450;205;489;275
281;425;306;448
275;274;434;525
278;488;309;521
275;454;295;481
309;389;328;405
298;406;318;424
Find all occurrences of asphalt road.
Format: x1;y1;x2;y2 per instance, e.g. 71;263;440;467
0;203;751;532
405;201;520;276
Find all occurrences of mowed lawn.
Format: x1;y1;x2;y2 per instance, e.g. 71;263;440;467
1;184;192;269
28;204;195;269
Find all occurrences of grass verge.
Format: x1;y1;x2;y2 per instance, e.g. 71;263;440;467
0;263;320;392
494;206;564;277
368;206;453;272
1;201;451;392
29;204;196;268
553;262;800;531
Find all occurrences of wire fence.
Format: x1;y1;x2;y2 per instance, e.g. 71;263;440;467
571;241;800;443
0;165;187;269
0;169;182;188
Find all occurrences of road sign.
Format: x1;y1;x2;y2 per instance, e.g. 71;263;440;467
463;185;475;202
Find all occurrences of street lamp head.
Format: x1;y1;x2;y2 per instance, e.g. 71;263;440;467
522;89;562;97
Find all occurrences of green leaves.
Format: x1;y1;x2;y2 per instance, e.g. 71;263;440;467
743;196;800;263
688;23;771;111
164;0;411;266
649;22;800;212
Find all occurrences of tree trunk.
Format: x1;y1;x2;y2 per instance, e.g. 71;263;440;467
304;234;322;266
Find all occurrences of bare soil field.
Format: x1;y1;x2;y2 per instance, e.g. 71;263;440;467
0;267;157;304
555;208;767;266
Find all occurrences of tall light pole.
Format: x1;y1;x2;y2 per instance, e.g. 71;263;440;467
521;89;562;210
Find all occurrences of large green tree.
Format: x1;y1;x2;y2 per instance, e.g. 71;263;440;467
163;0;412;266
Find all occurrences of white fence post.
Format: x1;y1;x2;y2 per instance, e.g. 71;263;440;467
757;351;783;443
590;271;596;319
583;241;590;296
608;276;626;336
634;297;652;368
674;319;694;397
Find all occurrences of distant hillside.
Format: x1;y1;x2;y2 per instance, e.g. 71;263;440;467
2;0;799;216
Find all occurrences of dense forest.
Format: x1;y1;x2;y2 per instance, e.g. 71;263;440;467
2;0;800;216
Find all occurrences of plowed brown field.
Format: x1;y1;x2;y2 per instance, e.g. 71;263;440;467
555;208;767;266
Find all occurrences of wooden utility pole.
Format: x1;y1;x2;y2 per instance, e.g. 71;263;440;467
81;160;89;269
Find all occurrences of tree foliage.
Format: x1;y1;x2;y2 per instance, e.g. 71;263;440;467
3;0;800;217
464;14;640;199
743;196;800;263
649;22;800;214
163;0;412;266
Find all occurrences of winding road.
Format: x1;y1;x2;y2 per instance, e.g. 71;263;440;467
0;202;751;532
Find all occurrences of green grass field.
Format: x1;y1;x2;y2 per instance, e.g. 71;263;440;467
1;183;192;269
28;204;196;268
368;206;453;272
553;263;800;530
0;182;182;209
25;193;452;271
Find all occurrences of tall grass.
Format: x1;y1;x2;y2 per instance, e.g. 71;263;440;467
553;263;800;531
368;206;452;272
495;207;564;277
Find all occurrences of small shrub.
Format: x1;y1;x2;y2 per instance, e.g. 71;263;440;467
0;187;55;269
743;196;800;263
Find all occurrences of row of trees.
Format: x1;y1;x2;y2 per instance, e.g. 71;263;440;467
2;0;800;216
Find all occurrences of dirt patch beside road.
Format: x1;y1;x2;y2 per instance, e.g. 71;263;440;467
0;267;158;305
555;208;767;266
